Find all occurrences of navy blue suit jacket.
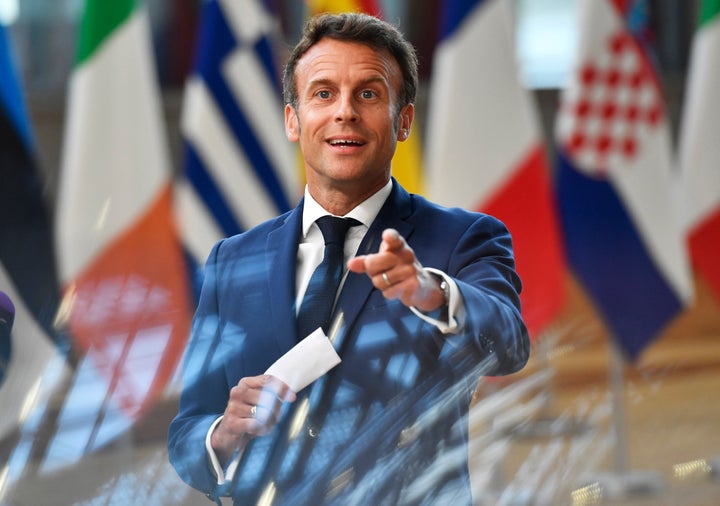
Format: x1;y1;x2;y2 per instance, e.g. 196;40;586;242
168;181;529;505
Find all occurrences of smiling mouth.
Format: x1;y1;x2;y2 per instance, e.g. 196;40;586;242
328;139;365;147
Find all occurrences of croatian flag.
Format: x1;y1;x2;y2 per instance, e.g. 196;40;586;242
555;0;692;360
425;0;566;338
677;0;720;305
176;0;301;290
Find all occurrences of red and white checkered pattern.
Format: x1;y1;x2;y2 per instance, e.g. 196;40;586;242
557;31;664;177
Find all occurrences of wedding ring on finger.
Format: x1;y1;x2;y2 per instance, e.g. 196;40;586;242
382;271;392;287
250;405;257;418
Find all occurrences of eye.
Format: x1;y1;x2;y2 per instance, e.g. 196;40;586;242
360;90;377;99
317;90;331;99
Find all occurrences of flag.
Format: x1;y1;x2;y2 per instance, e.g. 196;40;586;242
306;0;381;16
425;0;565;338
554;0;692;360
305;0;426;195
176;0;301;280
678;0;720;304
0;24;68;442
623;0;655;57
53;0;191;456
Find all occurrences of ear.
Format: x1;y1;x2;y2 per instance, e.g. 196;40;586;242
285;104;299;142
397;103;415;141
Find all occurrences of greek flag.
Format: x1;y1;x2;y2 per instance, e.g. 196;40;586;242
176;0;301;286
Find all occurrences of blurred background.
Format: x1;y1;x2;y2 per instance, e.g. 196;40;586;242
1;0;719;504
1;0;698;194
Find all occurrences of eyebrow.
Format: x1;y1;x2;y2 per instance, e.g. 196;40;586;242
306;75;389;91
306;77;334;90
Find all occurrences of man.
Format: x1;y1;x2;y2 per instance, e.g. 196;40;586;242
169;12;529;506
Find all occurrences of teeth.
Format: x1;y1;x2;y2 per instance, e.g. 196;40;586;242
330;139;362;146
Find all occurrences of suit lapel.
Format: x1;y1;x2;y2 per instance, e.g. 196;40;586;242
266;183;415;355
332;182;414;352
267;203;304;352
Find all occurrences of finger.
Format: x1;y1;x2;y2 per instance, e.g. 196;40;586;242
263;376;296;401
347;255;368;273
256;386;289;414
381;270;393;288
235;374;271;392
252;379;295;433
223;376;295;439
218;400;261;439
380;229;403;252
228;375;278;415
229;376;263;407
376;276;407;301
374;268;402;293
375;260;415;287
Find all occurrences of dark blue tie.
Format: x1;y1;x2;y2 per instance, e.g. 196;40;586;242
297;216;359;339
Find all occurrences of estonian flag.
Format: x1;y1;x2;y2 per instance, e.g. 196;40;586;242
0;23;69;443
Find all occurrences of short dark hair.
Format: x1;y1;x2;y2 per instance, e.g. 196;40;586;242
282;13;418;110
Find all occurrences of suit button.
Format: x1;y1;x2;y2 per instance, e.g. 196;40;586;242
308;425;319;438
480;335;495;353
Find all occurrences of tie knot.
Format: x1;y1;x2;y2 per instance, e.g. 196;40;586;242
316;216;360;246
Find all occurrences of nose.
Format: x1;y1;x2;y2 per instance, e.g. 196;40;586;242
335;94;358;122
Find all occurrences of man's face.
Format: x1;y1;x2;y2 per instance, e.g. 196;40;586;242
285;38;413;196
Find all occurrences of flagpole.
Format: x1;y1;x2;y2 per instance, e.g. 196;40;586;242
506;331;591;439
608;338;628;475
575;337;665;499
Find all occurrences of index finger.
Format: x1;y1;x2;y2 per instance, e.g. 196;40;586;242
380;228;404;252
238;375;295;401
262;375;297;403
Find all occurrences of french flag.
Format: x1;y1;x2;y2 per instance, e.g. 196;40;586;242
555;0;692;360
425;0;566;338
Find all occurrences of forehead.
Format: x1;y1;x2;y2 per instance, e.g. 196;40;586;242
295;38;401;89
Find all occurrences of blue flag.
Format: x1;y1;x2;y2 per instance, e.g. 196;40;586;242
0;23;67;441
176;0;301;293
0;24;60;331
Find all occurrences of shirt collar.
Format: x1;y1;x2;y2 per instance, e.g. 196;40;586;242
302;179;393;238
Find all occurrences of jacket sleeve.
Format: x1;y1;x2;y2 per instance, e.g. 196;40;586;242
167;240;229;498
444;212;530;376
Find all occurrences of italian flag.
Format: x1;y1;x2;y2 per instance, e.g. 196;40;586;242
678;0;720;304
56;0;191;423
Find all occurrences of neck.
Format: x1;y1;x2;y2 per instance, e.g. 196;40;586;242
308;177;390;216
